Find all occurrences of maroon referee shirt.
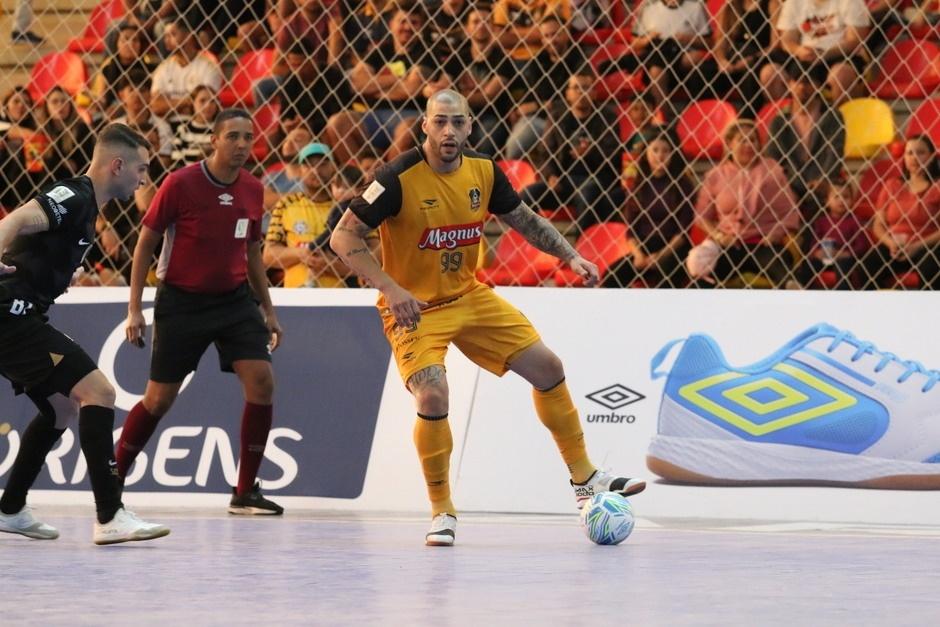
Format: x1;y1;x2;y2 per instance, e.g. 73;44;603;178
144;161;264;293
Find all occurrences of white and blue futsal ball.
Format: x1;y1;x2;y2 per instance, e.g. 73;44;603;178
580;492;635;545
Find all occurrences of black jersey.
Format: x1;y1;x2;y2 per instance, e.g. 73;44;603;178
0;176;97;311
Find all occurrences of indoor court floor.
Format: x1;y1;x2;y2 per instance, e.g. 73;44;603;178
3;507;939;626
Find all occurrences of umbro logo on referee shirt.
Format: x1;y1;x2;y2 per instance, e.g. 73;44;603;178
218;193;234;206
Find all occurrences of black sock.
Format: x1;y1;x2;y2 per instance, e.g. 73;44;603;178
0;413;65;515
78;406;123;524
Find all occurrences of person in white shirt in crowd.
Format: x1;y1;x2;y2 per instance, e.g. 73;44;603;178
150;15;223;118
776;0;870;104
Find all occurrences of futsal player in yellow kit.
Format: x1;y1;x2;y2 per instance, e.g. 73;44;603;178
331;90;646;546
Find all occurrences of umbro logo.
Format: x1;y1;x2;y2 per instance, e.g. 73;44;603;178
218;193;234;206
586;384;645;410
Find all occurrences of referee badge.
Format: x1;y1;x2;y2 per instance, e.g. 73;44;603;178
468;187;481;211
234;218;249;239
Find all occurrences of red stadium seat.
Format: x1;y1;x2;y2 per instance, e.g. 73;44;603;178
755;98;791;147
28;52;88;102
676;99;738;160
496;159;538;192
870;39;940;98
590;44;644;101
554;222;632;286
856;158;903;221
251;103;281;162
906;97;940;148
219;49;276;107
67;0;125;54
476;230;559;286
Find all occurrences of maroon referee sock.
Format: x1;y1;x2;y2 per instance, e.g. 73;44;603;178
115;402;162;478
238;402;273;496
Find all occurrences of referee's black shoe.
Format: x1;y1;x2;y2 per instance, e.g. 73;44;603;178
228;482;284;515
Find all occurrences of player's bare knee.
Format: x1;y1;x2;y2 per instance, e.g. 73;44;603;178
143;387;176;417
48;394;79;429
244;368;275;404
414;384;449;416
72;370;116;408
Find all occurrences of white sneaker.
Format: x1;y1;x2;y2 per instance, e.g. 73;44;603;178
572;470;647;509
93;508;170;545
425;513;457;546
0;506;59;540
648;323;940;487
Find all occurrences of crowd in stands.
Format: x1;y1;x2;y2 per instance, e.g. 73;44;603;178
3;0;940;290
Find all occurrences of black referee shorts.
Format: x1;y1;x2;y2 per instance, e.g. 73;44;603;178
0;306;98;403
150;282;271;384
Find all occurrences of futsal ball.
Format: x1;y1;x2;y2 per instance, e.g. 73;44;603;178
580;492;635;545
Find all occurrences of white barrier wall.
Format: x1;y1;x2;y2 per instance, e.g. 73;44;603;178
8;288;940;526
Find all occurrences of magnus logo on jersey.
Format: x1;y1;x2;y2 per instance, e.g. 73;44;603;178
417;221;483;250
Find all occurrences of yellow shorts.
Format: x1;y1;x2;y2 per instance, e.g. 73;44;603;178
381;283;541;386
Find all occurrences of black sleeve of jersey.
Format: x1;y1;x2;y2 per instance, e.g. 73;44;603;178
489;161;522;215
33;179;93;231
348;165;402;229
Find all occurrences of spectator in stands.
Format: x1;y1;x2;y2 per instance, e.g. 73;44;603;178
89;24;159;119
0;86;38;209
794;173;867;289
458;5;517;157
263;126;312;212
170;85;218;167
276;0;341;63
150;16;223;118
766;59;845;217
39;87;96;185
624;91;661;158
253;0;341;104
146;0;269;53
866;0;904;57
504;14;589;159
602;130;695;288
276;39;351;138
493;0;571;60
522;70;622;231
328;5;438;162
10;0;43;45
427;0;473;63
690;120;800;288
713;0;789;118
776;0;869;105
862;135;940;290
308;163;377;287
263;142;346;287
112;74;174;168
623;0;712;115
333;0;399;68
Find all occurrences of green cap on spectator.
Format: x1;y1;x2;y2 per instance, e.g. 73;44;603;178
298;142;332;163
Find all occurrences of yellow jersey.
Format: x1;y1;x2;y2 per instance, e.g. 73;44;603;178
350;147;521;306
265;192;343;287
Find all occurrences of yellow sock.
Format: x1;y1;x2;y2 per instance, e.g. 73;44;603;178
413;414;456;516
533;380;596;484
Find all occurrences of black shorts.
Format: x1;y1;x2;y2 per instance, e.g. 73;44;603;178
0;306;98;403
150;282;271;383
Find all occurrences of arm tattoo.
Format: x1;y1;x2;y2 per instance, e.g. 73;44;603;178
345;246;370;258
500;203;577;262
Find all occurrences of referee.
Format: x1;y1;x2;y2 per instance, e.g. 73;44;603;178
0;124;169;544
116;109;284;515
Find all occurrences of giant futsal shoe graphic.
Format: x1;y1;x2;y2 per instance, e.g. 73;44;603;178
647;323;940;488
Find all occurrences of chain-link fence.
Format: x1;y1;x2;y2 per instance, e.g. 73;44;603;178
2;0;940;289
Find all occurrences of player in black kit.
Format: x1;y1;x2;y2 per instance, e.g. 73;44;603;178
0;124;169;545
